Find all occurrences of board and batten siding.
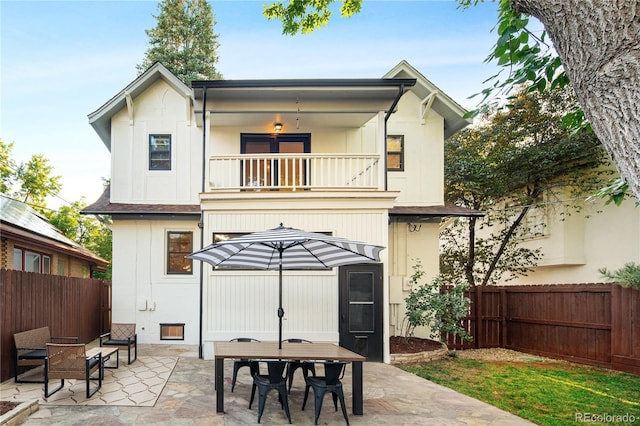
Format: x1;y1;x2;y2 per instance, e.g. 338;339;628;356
200;206;391;358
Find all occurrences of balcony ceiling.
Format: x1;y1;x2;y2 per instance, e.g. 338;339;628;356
192;79;416;128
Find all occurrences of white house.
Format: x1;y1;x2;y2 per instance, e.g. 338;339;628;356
494;185;640;285
84;60;476;362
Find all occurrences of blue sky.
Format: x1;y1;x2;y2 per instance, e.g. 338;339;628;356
1;0;504;208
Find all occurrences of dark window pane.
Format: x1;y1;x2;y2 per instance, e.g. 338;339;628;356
349;272;374;332
150;134;171;170
349;272;374;302
349;304;374;332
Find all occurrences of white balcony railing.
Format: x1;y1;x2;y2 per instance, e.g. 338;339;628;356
208;154;382;191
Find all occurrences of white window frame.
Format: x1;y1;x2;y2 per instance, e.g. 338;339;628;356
15;247;51;274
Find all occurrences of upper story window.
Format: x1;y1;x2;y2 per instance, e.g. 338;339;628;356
14;247;50;274
506;194;548;240
149;134;172;170
522;203;548;238
167;231;193;274
387;135;404;171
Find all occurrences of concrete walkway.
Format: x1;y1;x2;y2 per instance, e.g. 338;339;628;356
16;344;535;425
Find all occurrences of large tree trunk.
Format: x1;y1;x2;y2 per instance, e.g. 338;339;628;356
511;0;640;200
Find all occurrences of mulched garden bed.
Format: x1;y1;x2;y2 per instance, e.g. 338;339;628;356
0;401;19;416
390;336;444;354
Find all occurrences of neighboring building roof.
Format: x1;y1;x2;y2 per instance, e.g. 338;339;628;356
384;60;472;138
389;205;485;221
0;194;109;266
82;186;200;216
88;62;192;150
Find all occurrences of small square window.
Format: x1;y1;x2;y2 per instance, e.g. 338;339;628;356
387;135;404;171
160;323;185;340
150;134;171;170
167;231;193;274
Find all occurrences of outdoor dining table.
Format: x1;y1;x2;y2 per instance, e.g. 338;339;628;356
213;341;366;415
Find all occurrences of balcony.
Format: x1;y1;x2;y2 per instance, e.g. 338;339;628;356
208;154;382;192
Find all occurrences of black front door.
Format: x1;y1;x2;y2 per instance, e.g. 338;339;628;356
339;263;384;362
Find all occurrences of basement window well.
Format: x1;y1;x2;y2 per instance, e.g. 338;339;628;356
160;323;185;341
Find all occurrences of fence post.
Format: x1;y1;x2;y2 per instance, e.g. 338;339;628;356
474;285;482;348
500;288;507;347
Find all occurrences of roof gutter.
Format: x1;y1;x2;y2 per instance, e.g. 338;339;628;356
383;83;408;191
198;88;207;360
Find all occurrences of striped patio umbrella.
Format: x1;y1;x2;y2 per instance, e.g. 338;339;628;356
188;223;384;348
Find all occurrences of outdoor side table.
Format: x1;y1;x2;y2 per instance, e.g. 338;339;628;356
85;346;119;379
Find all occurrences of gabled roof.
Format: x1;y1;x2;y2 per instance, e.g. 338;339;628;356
88;62;192;150
88;61;467;140
384;60;472;138
0;194;109;266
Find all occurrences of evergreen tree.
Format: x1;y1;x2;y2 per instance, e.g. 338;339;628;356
138;0;222;84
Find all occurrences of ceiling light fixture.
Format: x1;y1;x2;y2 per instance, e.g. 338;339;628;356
274;123;283;132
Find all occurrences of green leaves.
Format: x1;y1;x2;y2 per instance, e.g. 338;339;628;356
1;138;62;209
45;199;113;280
589;177;632;207
599;263;640;289
444;86;609;287
403;260;472;342
263;0;362;35
1;139;112;279
0;139;16;194
469;0;567;121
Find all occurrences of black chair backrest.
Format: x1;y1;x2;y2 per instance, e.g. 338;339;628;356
324;362;346;386
230;337;260;343
284;338;312;343
266;361;287;383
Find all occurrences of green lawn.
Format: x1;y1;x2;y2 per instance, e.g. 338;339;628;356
401;357;640;426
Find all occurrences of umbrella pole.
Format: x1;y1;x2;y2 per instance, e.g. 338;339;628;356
278;248;284;350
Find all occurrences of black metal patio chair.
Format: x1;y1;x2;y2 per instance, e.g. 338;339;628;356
229;337;261;392
302;361;349;425
249;360;292;424
282;338;316;393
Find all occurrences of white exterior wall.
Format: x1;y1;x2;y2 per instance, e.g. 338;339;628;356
110;79;201;204
198;194;394;360
387;220;440;337
111;219;200;344
384;89;446;338
207;125;375;157
502;196;640;285
387;91;445;206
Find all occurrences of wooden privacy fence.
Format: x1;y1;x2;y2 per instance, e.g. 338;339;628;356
447;283;640;375
0;269;112;382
